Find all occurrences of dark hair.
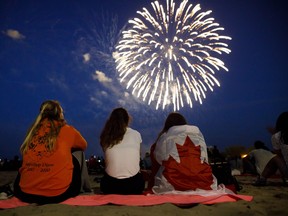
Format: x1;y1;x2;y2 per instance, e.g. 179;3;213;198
155;112;187;143
100;107;129;151
275;112;288;144
162;112;187;132
254;140;269;150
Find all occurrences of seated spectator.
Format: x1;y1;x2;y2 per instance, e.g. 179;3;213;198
14;100;91;204
246;140;288;186
148;112;217;194
99;107;145;194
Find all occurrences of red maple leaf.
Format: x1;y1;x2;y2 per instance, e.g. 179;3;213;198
162;136;214;191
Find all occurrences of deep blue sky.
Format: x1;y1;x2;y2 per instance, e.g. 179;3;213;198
1;0;287;159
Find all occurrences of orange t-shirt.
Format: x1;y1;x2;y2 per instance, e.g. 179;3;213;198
19;120;87;196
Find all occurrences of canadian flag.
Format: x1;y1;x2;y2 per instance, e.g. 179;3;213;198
152;125;218;194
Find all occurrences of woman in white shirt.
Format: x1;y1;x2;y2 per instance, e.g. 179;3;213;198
99;107;144;194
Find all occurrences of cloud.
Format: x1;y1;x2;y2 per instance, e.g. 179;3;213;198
92;70;112;83
83;53;90;63
88;69;150;112
3;29;25;40
48;75;69;91
90;91;109;102
100;91;109;97
117;99;126;106
119;92;135;106
90;95;102;106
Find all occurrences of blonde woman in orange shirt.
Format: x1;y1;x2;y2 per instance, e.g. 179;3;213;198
14;100;90;204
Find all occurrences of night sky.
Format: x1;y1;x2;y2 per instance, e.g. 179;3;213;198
1;0;287;160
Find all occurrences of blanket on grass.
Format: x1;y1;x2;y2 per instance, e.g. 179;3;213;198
0;193;253;209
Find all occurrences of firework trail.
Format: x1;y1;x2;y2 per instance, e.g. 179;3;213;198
76;10;120;72
114;0;231;110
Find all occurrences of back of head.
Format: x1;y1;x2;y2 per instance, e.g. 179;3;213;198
254;140;268;150
109;107;129;126
276;112;288;131
100;107;129;151
154;112;187;144
163;112;187;133
40;100;63;121
20;100;64;154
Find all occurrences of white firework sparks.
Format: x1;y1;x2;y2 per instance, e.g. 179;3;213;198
115;0;232;111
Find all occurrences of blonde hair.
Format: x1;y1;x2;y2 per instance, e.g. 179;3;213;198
20;100;66;155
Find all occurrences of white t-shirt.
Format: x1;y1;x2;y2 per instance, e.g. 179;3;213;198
272;131;288;167
248;149;276;175
105;127;142;179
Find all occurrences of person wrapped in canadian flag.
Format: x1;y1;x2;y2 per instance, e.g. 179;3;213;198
148;112;218;194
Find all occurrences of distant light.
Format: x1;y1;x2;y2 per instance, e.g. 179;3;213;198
241;154;247;158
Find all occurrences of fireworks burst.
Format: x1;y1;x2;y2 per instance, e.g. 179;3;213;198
114;0;231;110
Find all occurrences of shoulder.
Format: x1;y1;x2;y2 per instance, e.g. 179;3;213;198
166;125;201;138
170;125;199;132
157;125;200;145
126;127;142;140
61;124;73;130
127;127;141;135
61;124;79;133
